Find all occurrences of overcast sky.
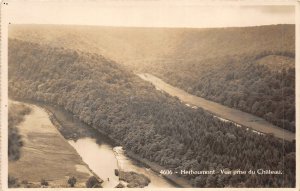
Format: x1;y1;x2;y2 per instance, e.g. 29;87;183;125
3;0;296;28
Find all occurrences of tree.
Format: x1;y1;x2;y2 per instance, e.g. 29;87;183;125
86;176;101;188
40;179;49;186
8;175;19;188
68;176;77;187
206;175;217;187
193;176;206;187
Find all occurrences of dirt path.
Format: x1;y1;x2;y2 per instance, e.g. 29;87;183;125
8;101;95;187
138;73;295;142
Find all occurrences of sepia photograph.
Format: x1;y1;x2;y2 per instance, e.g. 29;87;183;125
1;0;298;189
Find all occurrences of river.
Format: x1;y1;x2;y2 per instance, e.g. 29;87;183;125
68;138;119;187
13;100;175;188
137;73;295;141
69;138;175;188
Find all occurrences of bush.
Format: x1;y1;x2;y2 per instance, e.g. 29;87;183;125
86;176;101;188
67;176;77;187
8;103;31;161
40;179;48;186
21;180;28;184
8;175;19;188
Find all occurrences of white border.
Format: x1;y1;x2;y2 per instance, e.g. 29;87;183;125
1;0;299;190
1;0;8;190
295;0;299;189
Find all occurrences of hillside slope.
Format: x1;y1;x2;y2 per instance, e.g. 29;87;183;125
8;39;295;187
9;24;294;66
149;52;295;132
9;24;295;131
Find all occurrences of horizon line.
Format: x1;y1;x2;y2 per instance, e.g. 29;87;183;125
8;23;295;30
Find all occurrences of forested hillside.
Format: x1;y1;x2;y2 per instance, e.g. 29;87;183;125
148;52;295;132
9;24;295;132
9;25;294;66
9;39;295;187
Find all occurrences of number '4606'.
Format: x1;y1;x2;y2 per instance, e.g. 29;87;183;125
160;170;173;175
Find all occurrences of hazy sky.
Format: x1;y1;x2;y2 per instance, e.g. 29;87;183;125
3;0;296;28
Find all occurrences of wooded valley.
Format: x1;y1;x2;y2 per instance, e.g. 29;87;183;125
9;38;295;187
9;24;295;132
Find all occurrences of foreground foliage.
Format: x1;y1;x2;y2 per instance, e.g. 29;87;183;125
8;103;31;161
86;176;102;188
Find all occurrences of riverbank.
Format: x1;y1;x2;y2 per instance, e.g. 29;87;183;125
138;73;295;142
125;151;192;187
37;102;175;188
13;99;192;188
44;104;191;187
8;101;101;188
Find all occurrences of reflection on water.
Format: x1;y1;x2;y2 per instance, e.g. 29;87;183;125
13;100;176;188
69;138;119;188
69;138;175;188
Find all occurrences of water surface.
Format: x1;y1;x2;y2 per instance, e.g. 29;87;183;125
69;138;175;188
138;73;295;141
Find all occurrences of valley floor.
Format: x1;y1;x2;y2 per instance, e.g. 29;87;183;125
8;101;97;188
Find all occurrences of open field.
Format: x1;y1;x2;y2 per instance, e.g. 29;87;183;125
8;102;95;187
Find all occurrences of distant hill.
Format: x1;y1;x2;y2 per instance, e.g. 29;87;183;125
9;24;295;131
9;24;294;67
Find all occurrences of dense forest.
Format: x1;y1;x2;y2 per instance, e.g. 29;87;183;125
9;39;295;187
148;52;295;132
8;103;31;161
9;24;295;132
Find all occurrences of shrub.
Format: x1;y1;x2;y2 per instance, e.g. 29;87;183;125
67;176;77;187
21;180;28;184
8;175;19;188
40;179;48;186
86;176;101;188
